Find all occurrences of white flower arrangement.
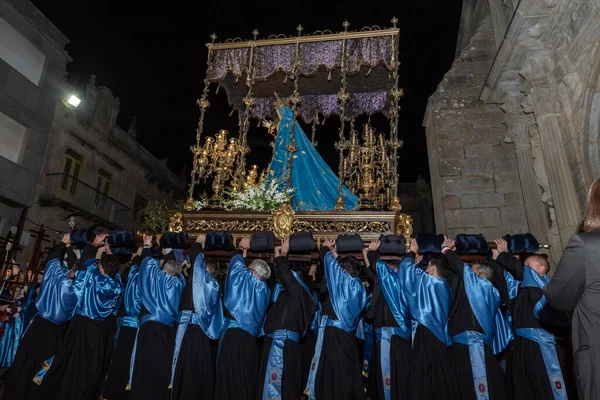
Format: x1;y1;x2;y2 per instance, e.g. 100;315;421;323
222;179;294;212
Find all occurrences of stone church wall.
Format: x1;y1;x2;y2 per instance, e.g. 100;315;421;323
424;18;528;241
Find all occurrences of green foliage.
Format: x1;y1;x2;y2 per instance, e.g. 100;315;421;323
141;200;175;233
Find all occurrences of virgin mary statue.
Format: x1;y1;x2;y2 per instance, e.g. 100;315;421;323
263;103;359;211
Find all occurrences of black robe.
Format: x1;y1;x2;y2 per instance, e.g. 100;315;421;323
2;243;69;400
129;250;182;400
444;250;507;400
255;256;316;400
214;250;261;400
170;243;218;400
311;247;366;400
39;245;118;400
402;252;456;400
101;253;144;400
363;251;411;400
496;253;572;400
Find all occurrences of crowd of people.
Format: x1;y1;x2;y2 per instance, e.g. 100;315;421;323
0;216;590;400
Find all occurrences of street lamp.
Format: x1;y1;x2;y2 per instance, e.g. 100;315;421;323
66;94;81;107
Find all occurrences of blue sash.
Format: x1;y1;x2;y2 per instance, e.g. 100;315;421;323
304;316;349;399
515;329;566;399
168;310;202;389
520;266;551;320
261;329;301;400
453;331;491;399
463;265;513;354
376;327;408;400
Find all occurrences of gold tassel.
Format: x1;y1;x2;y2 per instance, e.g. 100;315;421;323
33;376;43;386
168;383;173;389
125;385;131;391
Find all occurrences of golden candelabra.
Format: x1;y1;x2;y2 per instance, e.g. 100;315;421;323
192;129;241;208
343;124;399;210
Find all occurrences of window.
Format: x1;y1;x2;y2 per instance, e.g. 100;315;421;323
94;170;112;210
0;18;46;86
0;111;26;164
61;150;82;194
133;194;148;223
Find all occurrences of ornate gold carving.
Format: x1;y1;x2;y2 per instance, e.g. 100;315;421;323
187;219;273;232
271;204;296;238
197;98;210;109
395;212;413;239
334;196;345;211
169;212;183;233
184;197;196;211
184;217;392;236
389;196;402;211
293;220;390;233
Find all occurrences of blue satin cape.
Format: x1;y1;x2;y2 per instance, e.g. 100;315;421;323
462;265;513;354
73;259;122;320
376;260;411;338
35;258;79;324
223;254;271;337
191;253;224;339
266;106;359;211
138;257;186;326
0;312;23;367
119;264;141;328
455;265;514;400
520;266;550;320
398;257;451;345
376;260;411;400
504;270;520;301
169;254;225;390
324;252;367;331
305;252;367;400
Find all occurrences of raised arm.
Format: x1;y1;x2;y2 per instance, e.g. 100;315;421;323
361;240;381;284
47;234;70;262
441;237;464;279
493;238;525;281
273;238;302;296
544;235;587;312
188;234;205;267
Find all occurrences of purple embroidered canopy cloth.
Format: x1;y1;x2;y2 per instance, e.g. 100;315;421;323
206;28;400;123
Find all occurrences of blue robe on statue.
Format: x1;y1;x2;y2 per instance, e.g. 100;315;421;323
267;106;359;211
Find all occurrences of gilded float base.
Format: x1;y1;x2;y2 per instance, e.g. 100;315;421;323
171;204;414;241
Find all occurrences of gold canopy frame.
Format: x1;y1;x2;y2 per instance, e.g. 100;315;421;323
186;19;404;211
181;20;412;242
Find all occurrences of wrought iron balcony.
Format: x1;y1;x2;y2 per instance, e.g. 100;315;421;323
40;173;134;229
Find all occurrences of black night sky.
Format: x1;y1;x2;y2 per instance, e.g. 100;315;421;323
31;0;463;191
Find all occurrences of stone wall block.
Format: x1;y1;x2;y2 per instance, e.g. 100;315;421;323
439;159;463;176
461;193;506;208
461;159;495;177
445;207;502;228
464;144;495;158
442;176;495;195
499;207;528;230
494;172;522;193
482;208;502;227
445;209;484;228
443;195;461;209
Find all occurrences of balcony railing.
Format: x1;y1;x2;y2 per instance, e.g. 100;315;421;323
41;173;134;229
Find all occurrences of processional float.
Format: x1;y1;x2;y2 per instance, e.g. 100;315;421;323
171;18;414;246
